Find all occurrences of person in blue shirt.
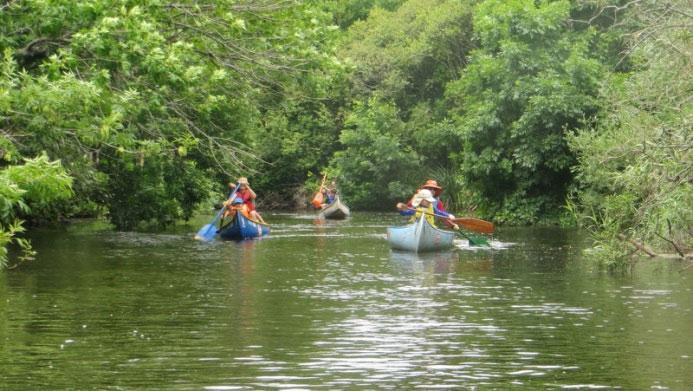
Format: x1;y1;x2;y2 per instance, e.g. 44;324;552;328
326;188;336;204
320;179;338;208
397;189;459;230
405;179;446;211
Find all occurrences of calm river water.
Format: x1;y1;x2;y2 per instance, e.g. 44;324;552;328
1;211;691;390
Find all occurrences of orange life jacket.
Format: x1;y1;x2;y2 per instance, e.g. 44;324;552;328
229;204;251;220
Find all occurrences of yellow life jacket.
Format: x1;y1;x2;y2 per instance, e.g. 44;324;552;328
409;204;436;227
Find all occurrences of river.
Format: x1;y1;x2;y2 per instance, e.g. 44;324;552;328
1;211;691;390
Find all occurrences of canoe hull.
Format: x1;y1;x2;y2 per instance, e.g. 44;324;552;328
386;215;455;252
318;196;350;220
218;212;270;240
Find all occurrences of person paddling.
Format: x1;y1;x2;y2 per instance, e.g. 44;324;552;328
397;189;458;230
405;179;446;211
222;177;266;224
319;179;338;208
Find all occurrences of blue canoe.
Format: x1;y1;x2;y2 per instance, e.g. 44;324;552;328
217;211;270;240
386;214;455;252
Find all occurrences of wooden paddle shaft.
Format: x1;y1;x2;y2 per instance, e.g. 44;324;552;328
405;207;495;234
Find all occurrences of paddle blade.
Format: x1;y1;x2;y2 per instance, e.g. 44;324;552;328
194;223;217;242
194;183;239;242
312;193;323;208
468;235;491;247
454;229;491;247
454;218;495;234
313;172;327;208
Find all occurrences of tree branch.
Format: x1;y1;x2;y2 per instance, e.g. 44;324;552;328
655;232;685;257
618;233;657;257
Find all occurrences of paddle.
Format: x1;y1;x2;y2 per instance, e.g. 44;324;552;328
403;207;491;247
403;207;495;234
312;172;327;208
194;182;241;242
453;217;495;234
454;227;491;247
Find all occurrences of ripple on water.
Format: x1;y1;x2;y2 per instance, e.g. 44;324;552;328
7;214;691;391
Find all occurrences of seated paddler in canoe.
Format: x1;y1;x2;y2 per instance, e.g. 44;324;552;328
220;198;251;224
397;181;494;247
194;176;268;242
315;178;350;219
311;176;337;209
396;189;459;231
220;176;267;225
403;179;455;227
388;188;458;252
319;180;338;208
214;176;270;240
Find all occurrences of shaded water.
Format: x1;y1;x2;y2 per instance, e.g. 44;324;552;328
1;212;691;390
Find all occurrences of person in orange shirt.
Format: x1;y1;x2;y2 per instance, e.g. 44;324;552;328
222;177;266;224
319;179;338;208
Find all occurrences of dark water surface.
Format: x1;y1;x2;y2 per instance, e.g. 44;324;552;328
1;212;691;390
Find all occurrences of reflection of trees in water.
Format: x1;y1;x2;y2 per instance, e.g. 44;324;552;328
389;251;460;276
461;256;494;273
389;250;497;277
224;239;258;347
312;219;327;249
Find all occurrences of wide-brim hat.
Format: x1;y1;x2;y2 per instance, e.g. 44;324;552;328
423;179;442;190
411;189;436;207
237;177;249;185
422;179;442;195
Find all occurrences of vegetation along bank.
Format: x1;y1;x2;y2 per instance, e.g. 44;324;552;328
1;1;689;269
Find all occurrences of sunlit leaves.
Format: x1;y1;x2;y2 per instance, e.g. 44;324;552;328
448;0;604;223
341;0;474;111
1;0;343;230
0;155;73;268
3;154;73;208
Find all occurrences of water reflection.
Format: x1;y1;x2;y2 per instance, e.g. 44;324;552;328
1;214;691;390
388;250;459;275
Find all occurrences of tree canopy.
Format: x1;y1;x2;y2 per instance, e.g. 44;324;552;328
2;0;690;268
445;0;605;224
2;0;341;227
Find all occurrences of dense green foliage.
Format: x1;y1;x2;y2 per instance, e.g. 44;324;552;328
340;0;475;115
331;97;420;209
0;155;73;268
333;0;476;209
2;0;690;268
446;0;604;224
1;0;340;223
568;0;692;268
323;0;407;28
1;0;342;266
